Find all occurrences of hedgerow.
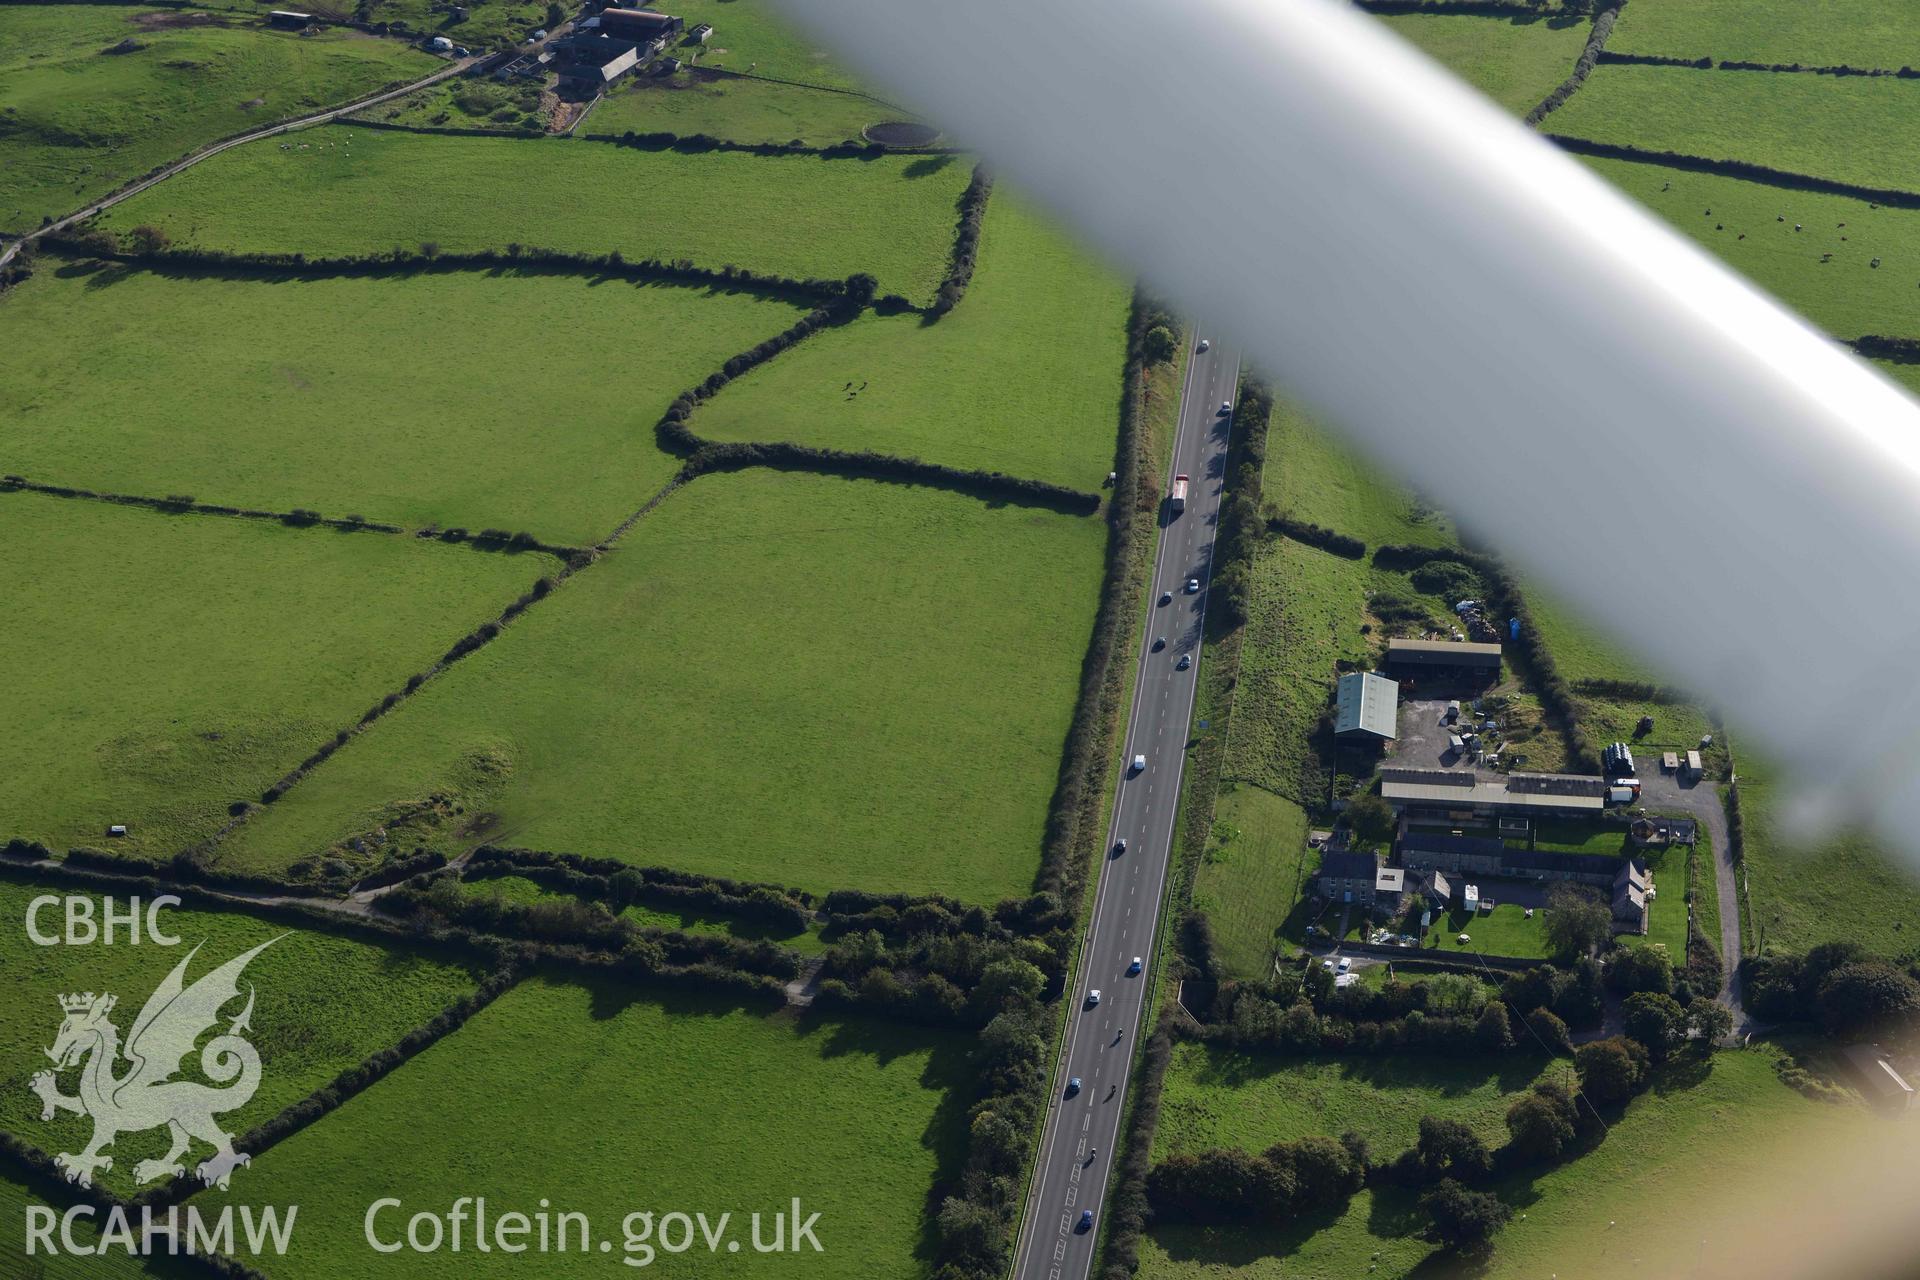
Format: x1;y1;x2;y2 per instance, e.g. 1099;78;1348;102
1545;136;1920;210
926;162;992;320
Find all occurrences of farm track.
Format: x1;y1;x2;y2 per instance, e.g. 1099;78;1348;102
0;54;476;272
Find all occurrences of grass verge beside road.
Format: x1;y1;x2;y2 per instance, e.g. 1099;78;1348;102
1189;786;1310;982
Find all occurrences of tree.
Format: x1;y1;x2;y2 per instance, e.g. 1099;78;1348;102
545;0;564;26
1143;324;1178;364
1420;1179;1511;1249
1687;997;1733;1050
1525;1005;1572;1056
1415;1115;1491;1183
1503;965;1564;1017
1424;973;1487;1018
1280;1135;1364;1208
126;224;169;254
1606;943;1675;995
841;272;879;307
1279;1000;1323;1051
1475;1000;1514;1051
969;957;1045;1021
1622;991;1688;1063
1147;1148;1287;1222
1544;883;1610;959
1504;1083;1577;1163
1816;961;1920;1036
1347;793;1396;847
1575;1036;1650;1104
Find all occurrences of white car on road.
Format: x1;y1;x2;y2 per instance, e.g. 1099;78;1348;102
1131;754;1146;773
1086;989;1102;1007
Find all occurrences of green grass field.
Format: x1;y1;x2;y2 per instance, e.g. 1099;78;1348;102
216;470;1107;901
1608;0;1920;68
0;490;549;859
1140;1044;1867;1280
1430;901;1553;960
96;125;974;303
692;193;1130;490
1264;401;1456;549
0;261;803;544
591;71;891;147
0;870;482;1198
1582;155;1920;340
1552;65;1920;195
1190;785;1311;981
1376;11;1591;116
1153;1041;1562;1161
0;1171;204;1278
1736;760;1920;955
462;872;827;953
0;6;433;231
204;974;968;1278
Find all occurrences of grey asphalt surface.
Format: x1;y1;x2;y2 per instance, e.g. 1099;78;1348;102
1009;332;1240;1280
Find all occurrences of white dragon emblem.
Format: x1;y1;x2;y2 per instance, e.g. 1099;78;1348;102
30;937;280;1190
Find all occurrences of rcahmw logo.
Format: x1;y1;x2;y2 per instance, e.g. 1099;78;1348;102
31;937;281;1190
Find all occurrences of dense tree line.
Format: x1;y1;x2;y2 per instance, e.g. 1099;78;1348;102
1192;957;1611;1055
1570;675;1696;704
377;874;806;979
1207;375;1274;630
1719;59;1920;78
676;438;1102;513
468;846;814;932
1597;51;1711;69
1545;136;1920;210
585;126;948;160
1148;1133;1368;1224
0;474;406;534
43;234;849;303
1848;335;1920;363
1744;942;1920;1037
419;525;585;560
927;163;993;319
1524;0;1626;127
1266;512;1366;559
922;997;1053;1277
